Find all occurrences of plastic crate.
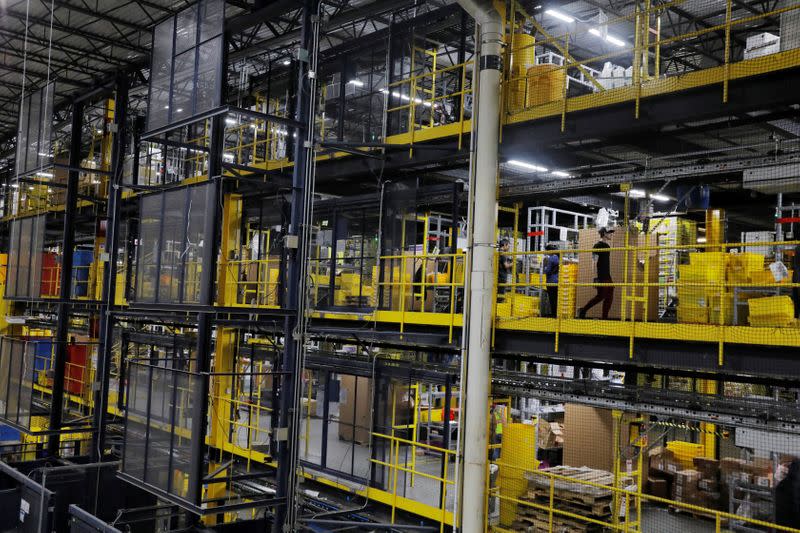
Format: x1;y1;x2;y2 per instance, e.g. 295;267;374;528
667;440;705;468
677;304;709;324
748;295;794;327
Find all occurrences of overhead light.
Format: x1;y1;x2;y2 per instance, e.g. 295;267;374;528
163;105;169;109
545;9;574;23
223;152;234;162
379;88;389;93
176;108;183;113
348;79;364;87
283;59;291;66
551;170;570;177
650;193;670;202
628;189;646;198
508;159;548;172
225;118;238;125
589;27;626;47
36;172;54;178
697;237;707;244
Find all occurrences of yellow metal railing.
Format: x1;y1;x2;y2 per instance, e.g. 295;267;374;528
491;463;800;533
223;259;281;308
506;0;800;128
370;431;456;532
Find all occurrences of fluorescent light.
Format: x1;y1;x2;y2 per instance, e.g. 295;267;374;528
36;172;54;178
225;118;238;125
651;194;670;202
283;59;291;66
348;79;364;87
545;9;574;23
697;237;707;244
163;105;169;109
551;170;570;177
628;189;646;198
508;159;548;172
176;108;183;113
589;27;626;47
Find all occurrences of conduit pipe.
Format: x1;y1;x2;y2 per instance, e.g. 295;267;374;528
457;1;503;531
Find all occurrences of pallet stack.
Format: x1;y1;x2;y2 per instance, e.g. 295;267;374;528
510;466;625;532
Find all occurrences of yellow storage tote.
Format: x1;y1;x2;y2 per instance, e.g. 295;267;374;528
748;295;795;327
667;440;705;469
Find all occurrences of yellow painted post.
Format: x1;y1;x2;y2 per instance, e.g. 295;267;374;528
634;1;643;119
548;475;555;532
561;34;570;133
699;380;718;458
723;0;733;102
219;194;243;306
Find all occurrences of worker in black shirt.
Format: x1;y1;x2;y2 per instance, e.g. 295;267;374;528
498;238;513;294
578;227;615;319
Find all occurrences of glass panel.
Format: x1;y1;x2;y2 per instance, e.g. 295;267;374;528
144;366;173;490
6;220;21;298
7;341;24;425
170;371;194;497
199;0;223;42
0;340;10;419
17;342;35;428
159;189;188;302
122;363;149;481
183;185;208;303
195;38;222;113
28;216;44;297
170;50;195;121
15;95;30;176
174;4;197;55
148;20;175;131
135;194;162;302
25;91;41;173
37;83;54;169
16;218;32;298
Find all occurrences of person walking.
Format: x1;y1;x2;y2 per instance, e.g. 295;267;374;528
543;244;560;317
579;227;615;319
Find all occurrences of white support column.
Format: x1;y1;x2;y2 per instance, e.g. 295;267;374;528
456;1;504;531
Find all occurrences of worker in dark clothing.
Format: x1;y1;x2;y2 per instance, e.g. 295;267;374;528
498;238;513;294
776;458;800;528
543;244;560;317
579;227;615;319
792;245;800;318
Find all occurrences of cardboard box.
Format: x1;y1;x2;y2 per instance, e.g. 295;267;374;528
693;457;720;480
647;476;670;499
576;228;659;320
699;478;719;492
338;375;373;444
538;421;564;449
563;405;631;471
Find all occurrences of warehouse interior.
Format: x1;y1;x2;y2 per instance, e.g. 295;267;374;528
1;0;800;531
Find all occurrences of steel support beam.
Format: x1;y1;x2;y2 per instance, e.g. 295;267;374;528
92;73;128;461
272;0;318;531
47;99;83;456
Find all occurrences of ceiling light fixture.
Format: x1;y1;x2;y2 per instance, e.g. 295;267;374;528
628;189;646;198
697;237;707;244
650;193;671;202
545;9;574;23
605;34;626;47
551;170;570;177
348;79;364;87
508;159;548;172
283;59;291;66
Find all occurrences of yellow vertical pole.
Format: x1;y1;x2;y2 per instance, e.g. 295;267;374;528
723;0;733;103
643;0;651;80
655;16;661;78
219;194;243;306
633;1;643;119
561;34;570;133
699;380;718;458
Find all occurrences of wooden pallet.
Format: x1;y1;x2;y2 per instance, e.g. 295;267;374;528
525;466;628;501
512;512;604;533
668;504;727;524
519;493;612;517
